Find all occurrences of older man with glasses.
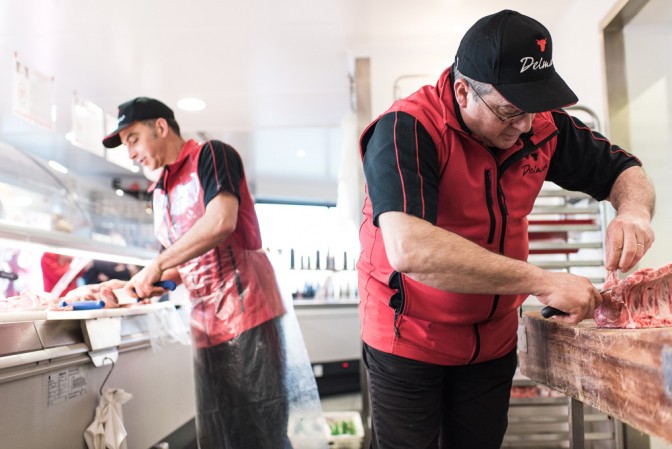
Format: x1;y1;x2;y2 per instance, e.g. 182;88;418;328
356;9;655;449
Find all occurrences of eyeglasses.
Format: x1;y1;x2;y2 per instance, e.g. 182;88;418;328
466;80;528;122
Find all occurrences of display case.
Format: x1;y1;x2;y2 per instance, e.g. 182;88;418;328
0;140;157;299
0;141;195;449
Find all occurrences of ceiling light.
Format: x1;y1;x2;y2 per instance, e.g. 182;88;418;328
177;97;206;111
48;160;68;174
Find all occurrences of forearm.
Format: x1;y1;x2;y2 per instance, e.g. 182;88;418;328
155;217;230;272
379;212;547;296
604;165;656;271
607;166;655;219
154;192;238;273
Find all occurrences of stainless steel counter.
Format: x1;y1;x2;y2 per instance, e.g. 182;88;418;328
293;299;360;364
0;303;195;449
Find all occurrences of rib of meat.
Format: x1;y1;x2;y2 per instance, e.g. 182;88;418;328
594;264;672;328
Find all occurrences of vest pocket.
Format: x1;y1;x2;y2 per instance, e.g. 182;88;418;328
388;271;405;338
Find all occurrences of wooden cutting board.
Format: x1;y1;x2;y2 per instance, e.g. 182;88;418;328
518;311;672;443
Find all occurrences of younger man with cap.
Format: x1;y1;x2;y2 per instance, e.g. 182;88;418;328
357;10;655;449
103;97;292;448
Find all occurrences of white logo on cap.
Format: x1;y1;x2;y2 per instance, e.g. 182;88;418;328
118;114;125;124
520;56;553;73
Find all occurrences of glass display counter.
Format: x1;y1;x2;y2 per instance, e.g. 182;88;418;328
0;141;194;448
0;140;157;299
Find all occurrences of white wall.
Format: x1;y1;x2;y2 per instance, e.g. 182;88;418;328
623;8;672;447
624;4;672;274
355;1;617;121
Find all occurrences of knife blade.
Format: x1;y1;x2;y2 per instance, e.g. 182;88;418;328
540;288;613;319
113;280;177;305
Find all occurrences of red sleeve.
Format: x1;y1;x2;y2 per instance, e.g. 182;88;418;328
40;253;79;294
41;253;68;292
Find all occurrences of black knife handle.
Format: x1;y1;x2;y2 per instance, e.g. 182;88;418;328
0;270;18;281
541;306;566;318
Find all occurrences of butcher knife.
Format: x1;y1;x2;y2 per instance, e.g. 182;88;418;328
113;280;177;305
540;288;613;318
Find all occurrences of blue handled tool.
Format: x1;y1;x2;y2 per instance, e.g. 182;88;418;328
59;300;106;310
114;280;177;304
154;280;177;291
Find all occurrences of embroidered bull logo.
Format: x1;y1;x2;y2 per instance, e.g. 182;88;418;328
536;38;547;52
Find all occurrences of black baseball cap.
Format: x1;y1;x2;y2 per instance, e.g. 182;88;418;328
102;97;175;148
455;10;577;113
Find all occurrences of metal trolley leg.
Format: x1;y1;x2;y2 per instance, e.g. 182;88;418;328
569;397;585;449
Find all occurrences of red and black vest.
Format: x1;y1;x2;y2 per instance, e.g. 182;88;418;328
358;68;561;365
153;139;284;348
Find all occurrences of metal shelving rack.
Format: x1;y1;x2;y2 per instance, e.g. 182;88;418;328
508;105;627;449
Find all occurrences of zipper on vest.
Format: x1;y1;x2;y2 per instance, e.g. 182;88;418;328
496;183;508;254
481;177;510;326
388;271;405;338
484;170;496;244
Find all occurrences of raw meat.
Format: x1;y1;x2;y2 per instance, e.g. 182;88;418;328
0;291;55;312
0;281;127;313
56;282;125;309
594;264;672;328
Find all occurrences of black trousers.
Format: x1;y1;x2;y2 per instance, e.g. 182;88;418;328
194;317;292;449
363;343;517;449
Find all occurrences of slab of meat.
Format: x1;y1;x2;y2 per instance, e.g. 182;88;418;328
594;264;672;328
56;280;127;309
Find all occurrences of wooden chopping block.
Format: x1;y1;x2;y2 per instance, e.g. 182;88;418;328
518;311;672;443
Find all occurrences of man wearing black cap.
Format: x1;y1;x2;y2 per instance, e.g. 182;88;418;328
357;10;655;449
103;97;294;448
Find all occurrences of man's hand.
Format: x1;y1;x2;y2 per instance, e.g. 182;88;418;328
534;271;602;324
125;261;165;302
604;208;654;273
605;166;655;273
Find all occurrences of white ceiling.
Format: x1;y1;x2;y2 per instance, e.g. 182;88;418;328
0;0;612;198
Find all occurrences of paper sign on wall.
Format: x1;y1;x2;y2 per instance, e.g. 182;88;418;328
69;94;105;157
12;54;56;131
